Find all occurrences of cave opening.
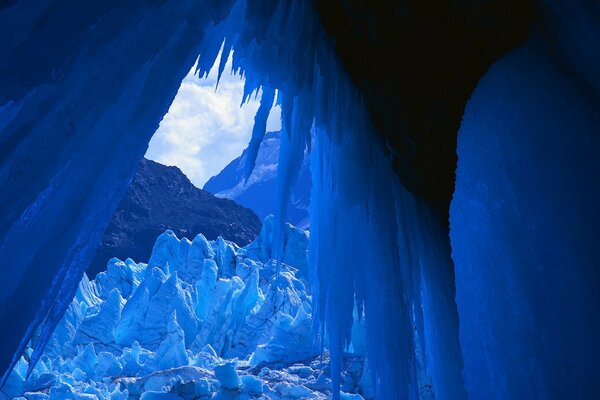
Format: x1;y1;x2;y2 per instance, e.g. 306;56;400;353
1;0;599;399
87;47;290;277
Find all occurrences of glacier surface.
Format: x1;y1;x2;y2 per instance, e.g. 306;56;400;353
3;218;370;399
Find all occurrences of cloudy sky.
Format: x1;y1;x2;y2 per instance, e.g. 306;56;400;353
145;53;281;188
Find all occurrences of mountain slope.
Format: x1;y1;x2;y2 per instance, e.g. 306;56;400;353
204;131;311;228
89;158;261;276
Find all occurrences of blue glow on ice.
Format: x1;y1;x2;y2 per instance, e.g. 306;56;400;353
1;1;599;399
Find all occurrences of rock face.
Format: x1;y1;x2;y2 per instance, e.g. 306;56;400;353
89;159;262;276
204;131;311;229
5;218;369;399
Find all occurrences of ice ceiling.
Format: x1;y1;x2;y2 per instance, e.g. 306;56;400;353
0;0;599;399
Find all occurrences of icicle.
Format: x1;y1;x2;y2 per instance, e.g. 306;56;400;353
215;38;233;91
272;92;311;275
244;86;275;182
196;39;223;79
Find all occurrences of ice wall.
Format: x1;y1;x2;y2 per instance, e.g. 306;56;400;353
308;110;465;400
0;0;235;385
451;35;600;398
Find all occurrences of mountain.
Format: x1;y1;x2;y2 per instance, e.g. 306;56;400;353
89;158;261;276
204;131;311;229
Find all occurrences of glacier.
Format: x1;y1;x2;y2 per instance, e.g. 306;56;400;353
3;218;370;399
1;0;599;399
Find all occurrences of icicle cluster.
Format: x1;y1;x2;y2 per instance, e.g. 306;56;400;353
194;1;467;399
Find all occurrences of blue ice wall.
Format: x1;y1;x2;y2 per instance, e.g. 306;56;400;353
0;0;234;384
308;105;465;400
451;36;600;398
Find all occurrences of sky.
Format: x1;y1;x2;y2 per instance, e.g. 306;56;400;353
145;53;281;188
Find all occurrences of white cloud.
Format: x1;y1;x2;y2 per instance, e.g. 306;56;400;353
145;53;281;188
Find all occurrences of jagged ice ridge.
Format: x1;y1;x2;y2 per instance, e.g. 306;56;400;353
3;217;371;399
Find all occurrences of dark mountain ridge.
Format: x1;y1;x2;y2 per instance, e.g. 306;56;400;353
89;158;261;276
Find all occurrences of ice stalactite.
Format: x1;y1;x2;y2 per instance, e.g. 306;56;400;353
197;3;467;398
244;86;276;182
307;81;466;399
272;93;312;274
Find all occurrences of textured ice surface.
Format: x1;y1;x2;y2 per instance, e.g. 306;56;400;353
3;220;369;399
451;38;600;399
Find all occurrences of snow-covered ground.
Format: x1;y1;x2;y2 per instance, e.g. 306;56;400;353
3;217;370;400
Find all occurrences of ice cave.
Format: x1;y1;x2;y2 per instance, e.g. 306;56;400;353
0;0;599;399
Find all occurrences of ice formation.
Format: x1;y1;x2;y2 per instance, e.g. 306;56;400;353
1;0;599;399
3;219;370;399
0;3;463;398
451;37;600;398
